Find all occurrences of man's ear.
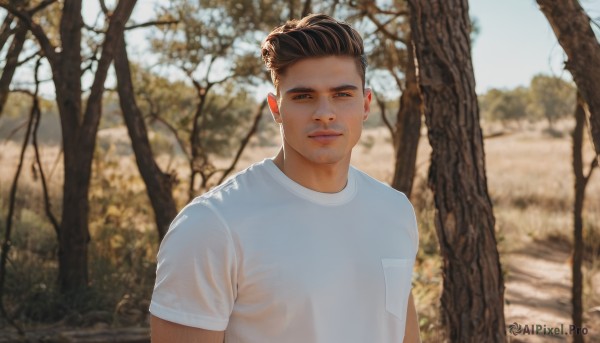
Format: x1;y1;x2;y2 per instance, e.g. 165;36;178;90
267;93;282;124
363;88;372;121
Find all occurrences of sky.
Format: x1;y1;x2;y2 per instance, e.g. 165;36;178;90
28;0;600;97
469;0;600;93
119;0;600;95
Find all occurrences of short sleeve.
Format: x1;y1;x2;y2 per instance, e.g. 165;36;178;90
149;200;237;331
401;193;419;257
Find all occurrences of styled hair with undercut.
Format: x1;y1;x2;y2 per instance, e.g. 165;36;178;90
261;14;367;93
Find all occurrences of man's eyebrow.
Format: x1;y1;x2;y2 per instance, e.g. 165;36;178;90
284;85;359;95
331;85;358;92
285;87;315;94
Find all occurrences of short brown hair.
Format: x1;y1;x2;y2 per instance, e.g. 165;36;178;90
261;14;367;92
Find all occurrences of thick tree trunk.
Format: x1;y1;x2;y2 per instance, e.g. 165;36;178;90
59;162;91;293
407;0;506;341
114;35;178;241
54;0;137;294
0;22;27;116
537;0;600;159
55;0;86;294
572;93;586;343
391;33;422;197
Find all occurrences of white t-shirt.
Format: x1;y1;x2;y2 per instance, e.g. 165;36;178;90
150;159;419;343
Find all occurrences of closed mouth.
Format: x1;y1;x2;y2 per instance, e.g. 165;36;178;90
308;131;342;138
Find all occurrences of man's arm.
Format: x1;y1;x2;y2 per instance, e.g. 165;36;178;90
151;315;225;343
403;291;421;343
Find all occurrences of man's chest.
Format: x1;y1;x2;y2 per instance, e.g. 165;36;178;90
230;213;415;316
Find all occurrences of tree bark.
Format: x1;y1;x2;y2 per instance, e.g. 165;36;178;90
114;34;178;241
391;33;422;197
536;0;600;159
572;93;586;343
407;0;506;341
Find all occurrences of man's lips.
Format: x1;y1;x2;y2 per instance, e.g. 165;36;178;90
308;130;342;143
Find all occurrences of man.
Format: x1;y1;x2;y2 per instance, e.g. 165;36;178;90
150;14;420;343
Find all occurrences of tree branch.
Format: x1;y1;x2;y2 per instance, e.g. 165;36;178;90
0;13;14;52
3;118;27;141
583;157;598;187
374;91;395;140
81;0;137;140
16;49;41;66
0;23;27;118
125;20;179;30
83;23;104;34
149;114;191;160
80;43;101;76
217;100;266;185
0;1;58;65
591;17;600;31
31;58;61;237
98;0;109;14
27;0;58;15
365;11;407;44
85;19;178;34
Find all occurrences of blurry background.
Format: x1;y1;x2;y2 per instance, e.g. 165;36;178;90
0;0;599;342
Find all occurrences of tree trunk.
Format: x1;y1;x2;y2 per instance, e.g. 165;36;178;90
407;0;506;341
55;0;86;294
0;22;27;116
537;0;600;159
572;93;586;343
571;93;598;343
55;0;137;294
114;35;178;241
391;33;422;197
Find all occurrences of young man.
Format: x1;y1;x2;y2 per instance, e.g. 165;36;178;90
150;14;420;343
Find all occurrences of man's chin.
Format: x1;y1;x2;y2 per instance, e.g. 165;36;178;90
305;152;350;166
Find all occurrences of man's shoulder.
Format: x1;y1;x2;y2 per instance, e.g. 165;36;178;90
198;159;270;201
168;160;272;235
351;166;409;201
188;159;278;221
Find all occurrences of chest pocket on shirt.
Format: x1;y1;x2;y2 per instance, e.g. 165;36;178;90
381;258;414;323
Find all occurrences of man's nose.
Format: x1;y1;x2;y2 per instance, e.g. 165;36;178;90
311;98;336;122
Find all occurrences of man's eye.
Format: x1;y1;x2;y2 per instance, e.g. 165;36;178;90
335;92;352;97
292;94;311;100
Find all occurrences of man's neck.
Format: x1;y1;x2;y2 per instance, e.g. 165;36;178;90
272;149;350;193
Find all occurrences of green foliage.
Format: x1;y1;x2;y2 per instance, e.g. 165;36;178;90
198;83;256;157
528;74;575;127
479;74;575;128
151;0;237;74
480;87;529;124
130;64;258;159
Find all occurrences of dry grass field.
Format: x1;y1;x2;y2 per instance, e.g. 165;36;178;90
0;120;599;341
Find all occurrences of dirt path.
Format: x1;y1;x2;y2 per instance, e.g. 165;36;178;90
504;239;600;342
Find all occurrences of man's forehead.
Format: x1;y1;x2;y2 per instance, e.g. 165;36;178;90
279;62;361;92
